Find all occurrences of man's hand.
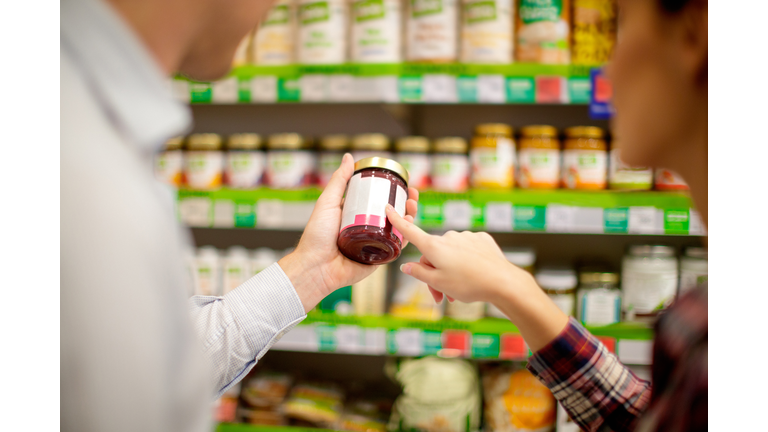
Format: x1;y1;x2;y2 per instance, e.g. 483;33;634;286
279;153;419;313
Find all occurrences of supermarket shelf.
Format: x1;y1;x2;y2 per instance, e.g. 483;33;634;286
171;64;595;105
177;188;704;236
269;313;654;365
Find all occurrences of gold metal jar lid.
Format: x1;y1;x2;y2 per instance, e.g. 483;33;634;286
565;126;605;139
579;271;620;285
227;133;262;150
354;157;409;185
187;133;223;150
396;136;430;153
434;137;468;154
164;136;184;151
268;133;305;150
520;125;558;138
352;133;390;151
320;134;350;151
475;123;513;137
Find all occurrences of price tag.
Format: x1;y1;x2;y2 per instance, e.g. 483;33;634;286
378;76;400;102
282;202;315;229
477;75;506;103
484;202;513;232
689;210;706;235
546;205;575;233
535;76;567;103
250;76;278;103
354;77;378;102
271;326;317;351
443;200;472;230
170;79;190;103
394;329;423;356
422;74;458;103
617;339;652;365
212;200;235;228
335;325;362;353
572;207;604;233
212;77;238;103
179;197;212;227
500;334;527;359
256;199;284;228
300;74;327;102
628;206;659;234
364;328;387;354
328;74;355;101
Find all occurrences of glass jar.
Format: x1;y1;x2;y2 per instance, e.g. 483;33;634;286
253;0;296;65
576;269;620;326
193;246;222;296
232;31;253;67
654;168;690;191
517;125;561;189
446;300;485;321
265;133;315;189
351;0;402;63
487;248;536;319
184;133;224;190
390;254;444;320
679;247;707;294
536;267;578;316
516;0;571;64
352;265;389;316
352;133;392;162
222;246;252;295
407;0;458;62
621;245;679;322
317;135;350;187
470;123;515;189
460;0;513;63
298;0;348;64
431;137;469;192
608;143;653;190
250;248;278;277
338;157;409;265
155;136;184;186
562;126;607;190
396;136;431;190
571;0;617;66
225;133;265;189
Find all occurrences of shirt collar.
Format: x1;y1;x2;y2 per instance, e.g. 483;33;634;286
61;0;191;153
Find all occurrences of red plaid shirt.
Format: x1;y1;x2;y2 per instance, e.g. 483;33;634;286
527;285;708;432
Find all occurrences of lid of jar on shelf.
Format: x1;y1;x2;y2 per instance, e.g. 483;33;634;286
225;245;250;259
251;247;277;263
352;133;390;151
684;246;707;260
627;245;676;257
396;136;430;153
320;134;350;151
503;248;536;268
354;157;410;185
164;136;183;150
187;133;223;150
535;267;578;291
433;137;468;154
565;126;605;139
579;270;619;285
268;133;305;150
475;123;513;137
227;133;262;150
197;245;220;258
520;125;558;138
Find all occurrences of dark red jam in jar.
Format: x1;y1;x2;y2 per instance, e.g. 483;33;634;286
338;157;410;265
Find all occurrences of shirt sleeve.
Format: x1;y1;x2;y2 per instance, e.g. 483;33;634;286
526;318;652;432
188;262;307;398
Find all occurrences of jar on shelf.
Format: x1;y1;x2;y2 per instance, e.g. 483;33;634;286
317;135;350;187
431;137;469;193
621;245;679;322
470;123;515;189
253;0;296;65
460;0;513;63
184;133;224;190
516;0;571;64
390;253;444;321
351;133;392;162
155;136;184;186
654;168;690;191
222;246;252;295
571;0;617;66
225;133;265;189
297;0;348;64
351;0;402;63
193;246;222;296
487;248;536;319
337;157;409;265
536;267;578;317
395;136;431;190
232;30;254;67
576;269;620;326
250;248;278;277
608;143;653;190
679;247;707;294
446;300;485;322
517;125;561;189
352;265;389;315
562;126;607;190
407;0;458;62
265;133;315;189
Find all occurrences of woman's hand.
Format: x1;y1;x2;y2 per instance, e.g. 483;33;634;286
279;153;419;313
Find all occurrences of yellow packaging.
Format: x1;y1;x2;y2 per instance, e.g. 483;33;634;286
572;0;617;65
483;368;556;432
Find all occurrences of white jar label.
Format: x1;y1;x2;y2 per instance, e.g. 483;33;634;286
579;289;620;325
226;151;265;188
352;0;402;63
318;151;345;187
470;139;515;188
518;148;560;188
155;150;183;186
548;293;574;316
622;269;678;314
185;151;224;190
407;0;458;62
608;149;653;189
460;0;513;63
254;1;295;65
340;173;407;241
266;151;315;188
680;269;708;294
562;149;607;189
298;0;348;64
397;153;431;190
431;154;469;192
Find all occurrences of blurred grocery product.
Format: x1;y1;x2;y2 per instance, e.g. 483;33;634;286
446;300;486;321
517;125;561;189
471;123;516;189
483;366;556;432
215;382;241;423
225;133;265;189
576;268;621;326
536;266;578;316
395;136;431;190
184;133;224;190
390;254;444;320
679;247;707;294
232;31;253;67
571;0;617;65
155;136;183;186
242;371;293;409
254;0;296;65
488;248;537;319
222;246;252;295
654;168;690;191
192;246;222;296
320;285;354;314
251;248;279;276
622;245;679;321
407;0;459;62
317;135;350;187
516;0;570;64
561;126;607;190
298;0;348;64
265;133;316;188
389;357;481;432
283;382;345;427
351;133;392;162
608;145;653;190
351;0;402;63
431;137;470;192
460;0;513;63
338;400;387;432
352;265;389;315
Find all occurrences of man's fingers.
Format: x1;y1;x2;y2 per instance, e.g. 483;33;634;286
386;204;432;251
428;286;444;303
316;153;354;208
405;198;418;219
400;261;438;286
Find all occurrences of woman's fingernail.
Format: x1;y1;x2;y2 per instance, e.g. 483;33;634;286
400;263;410;274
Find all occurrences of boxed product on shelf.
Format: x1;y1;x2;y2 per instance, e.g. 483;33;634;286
482;365;557;432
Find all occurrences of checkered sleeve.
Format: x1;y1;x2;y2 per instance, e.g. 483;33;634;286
527;317;652;432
